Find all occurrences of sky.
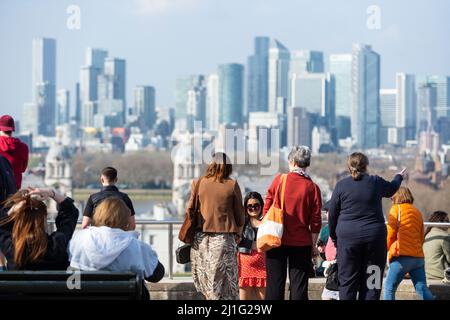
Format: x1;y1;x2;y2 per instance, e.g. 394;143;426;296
1;0;450;122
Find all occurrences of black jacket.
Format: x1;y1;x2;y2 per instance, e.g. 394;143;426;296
83;185;135;218
238;217;259;254
328;174;403;244
0;155;16;204
0;197;79;270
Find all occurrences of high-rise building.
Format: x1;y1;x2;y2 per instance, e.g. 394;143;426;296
35;82;56;136
134;86;156;130
290;73;335;126
104;58;126;106
22;102;38;135
186;76;206;130
380;89;398;145
75;82;81;122
417;84;437;133
218;63;244;126
206;73;219;131
85;48;108;72
268;39;290;113
32;38;56;100
175;75;198;121
289;50;324;78
419;75;450;119
396;73;416;141
247;36;270;114
287;106;315;148
351;44;380;149
56;89;70;126
329;54;352;118
31;38;56;136
80;65;99;103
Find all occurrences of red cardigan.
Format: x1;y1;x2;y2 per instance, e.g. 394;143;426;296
263;172;322;246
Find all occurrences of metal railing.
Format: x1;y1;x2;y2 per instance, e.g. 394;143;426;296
52;220;449;280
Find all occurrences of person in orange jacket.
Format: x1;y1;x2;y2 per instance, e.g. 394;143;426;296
384;187;434;300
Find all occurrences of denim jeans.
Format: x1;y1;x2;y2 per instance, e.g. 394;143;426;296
384;256;434;300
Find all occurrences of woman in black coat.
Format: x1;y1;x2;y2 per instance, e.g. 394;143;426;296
0;188;78;270
328;152;406;300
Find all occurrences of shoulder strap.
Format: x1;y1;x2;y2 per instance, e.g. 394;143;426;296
279;174;288;211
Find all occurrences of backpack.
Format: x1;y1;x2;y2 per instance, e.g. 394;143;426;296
0;155;17;205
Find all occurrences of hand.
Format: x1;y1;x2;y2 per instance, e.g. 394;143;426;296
398;168;408;178
318;246;325;254
27;187;55;201
234;234;241;244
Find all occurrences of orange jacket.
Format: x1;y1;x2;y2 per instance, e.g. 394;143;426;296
387;203;425;262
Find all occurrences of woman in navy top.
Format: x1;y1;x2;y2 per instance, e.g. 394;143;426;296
328;152;406;300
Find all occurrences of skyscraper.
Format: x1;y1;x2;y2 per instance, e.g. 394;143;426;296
287;106;315;148
56;89;70;126
417;83;437;133
32;38;56;99
85;48;108;73
104;57;126;106
396;73;416;141
380;89;397;145
423;75;450;119
186;76;206;130
290;73;335;125
351;44;380;149
31;38;56;136
218;63;244;126
289;50;324;77
175;75;205;130
134;86;156;130
268;39;290;113
206;73;219;131
329;54;352;118
247;36;270;114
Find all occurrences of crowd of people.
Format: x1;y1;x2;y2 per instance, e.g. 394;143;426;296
0;113;449;300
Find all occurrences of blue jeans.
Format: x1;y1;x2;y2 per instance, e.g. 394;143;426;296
384;256;434;300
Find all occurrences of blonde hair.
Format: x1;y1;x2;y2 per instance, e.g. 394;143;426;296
93;197;131;230
392;186;414;204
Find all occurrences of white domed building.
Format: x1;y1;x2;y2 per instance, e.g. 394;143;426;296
171;134;205;216
44;143;73;198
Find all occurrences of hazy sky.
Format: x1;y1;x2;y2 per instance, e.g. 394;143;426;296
1;0;450;122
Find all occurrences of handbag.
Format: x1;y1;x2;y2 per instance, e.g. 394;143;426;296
256;174;287;252
176;243;191;264
325;261;339;291
178;177;202;244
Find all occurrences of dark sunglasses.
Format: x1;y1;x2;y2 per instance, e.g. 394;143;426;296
246;204;261;212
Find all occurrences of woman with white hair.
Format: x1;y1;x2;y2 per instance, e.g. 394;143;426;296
263;145;322;300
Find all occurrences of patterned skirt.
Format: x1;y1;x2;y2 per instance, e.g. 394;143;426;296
191;232;239;300
238;250;267;288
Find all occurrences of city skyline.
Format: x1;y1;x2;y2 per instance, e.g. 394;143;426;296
1;0;450;121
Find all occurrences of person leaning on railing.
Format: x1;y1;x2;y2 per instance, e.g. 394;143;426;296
423;211;450;280
0;188;78;270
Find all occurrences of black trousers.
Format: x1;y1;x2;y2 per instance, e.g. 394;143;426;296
265;245;312;300
337;239;387;300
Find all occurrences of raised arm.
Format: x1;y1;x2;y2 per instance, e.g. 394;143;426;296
379;168;406;198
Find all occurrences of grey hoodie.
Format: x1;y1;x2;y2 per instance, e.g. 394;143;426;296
69;226;159;278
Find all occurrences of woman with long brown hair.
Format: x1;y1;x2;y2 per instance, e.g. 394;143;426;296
189;152;245;300
328;152;407;300
0;188;78;270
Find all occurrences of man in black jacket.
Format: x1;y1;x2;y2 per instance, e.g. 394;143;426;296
82;167;136;230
